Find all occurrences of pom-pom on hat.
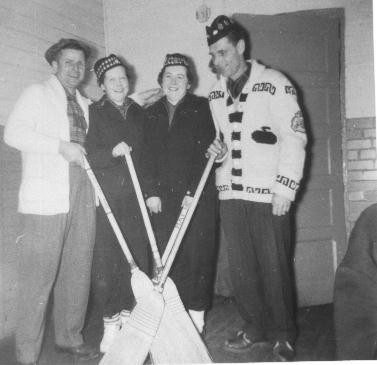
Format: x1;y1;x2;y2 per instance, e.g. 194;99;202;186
206;15;236;46
93;54;125;85
45;38;91;65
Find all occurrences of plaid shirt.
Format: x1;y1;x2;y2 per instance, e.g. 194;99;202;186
66;91;87;146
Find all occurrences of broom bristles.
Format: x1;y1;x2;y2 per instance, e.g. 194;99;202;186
100;289;164;365
117;153;215;363
130;268;154;300
84;156;170;363
150;278;212;364
165;278;212;362
150;306;207;364
150;308;212;364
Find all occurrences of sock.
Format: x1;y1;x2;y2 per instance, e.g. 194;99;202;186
189;309;205;333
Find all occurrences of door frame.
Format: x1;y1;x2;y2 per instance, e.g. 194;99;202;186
275;8;346;262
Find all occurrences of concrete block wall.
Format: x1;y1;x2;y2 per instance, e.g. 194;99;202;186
345;117;377;232
0;0;106;339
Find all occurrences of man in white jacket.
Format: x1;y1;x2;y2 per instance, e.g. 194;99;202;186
206;16;307;361
4;38;98;364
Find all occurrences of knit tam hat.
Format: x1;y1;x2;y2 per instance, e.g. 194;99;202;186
158;53;192;85
162;53;189;69
94;54;124;84
206;15;236;46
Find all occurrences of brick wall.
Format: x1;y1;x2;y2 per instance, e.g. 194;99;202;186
345;117;377;234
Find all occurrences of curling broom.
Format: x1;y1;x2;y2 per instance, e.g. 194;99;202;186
83;157;164;365
123;153;163;277
151;155;216;364
124;153;214;363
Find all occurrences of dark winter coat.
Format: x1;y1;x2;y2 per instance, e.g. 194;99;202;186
85;95;150;315
86;96;146;188
143;93;217;201
144;93;218;310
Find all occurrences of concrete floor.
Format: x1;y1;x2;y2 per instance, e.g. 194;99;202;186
0;295;335;364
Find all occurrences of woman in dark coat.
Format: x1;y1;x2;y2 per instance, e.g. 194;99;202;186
85;54;150;353
144;53;218;333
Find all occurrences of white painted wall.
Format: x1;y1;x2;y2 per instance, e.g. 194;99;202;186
104;0;374;119
0;0;106;126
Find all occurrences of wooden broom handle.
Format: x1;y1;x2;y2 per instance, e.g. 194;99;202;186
83;156;138;271
124;154;163;271
161;205;189;265
156;154;216;289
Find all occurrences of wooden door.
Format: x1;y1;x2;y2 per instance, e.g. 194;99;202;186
216;10;345;306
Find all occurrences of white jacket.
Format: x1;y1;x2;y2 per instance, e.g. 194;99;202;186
209;60;307;203
4;75;90;214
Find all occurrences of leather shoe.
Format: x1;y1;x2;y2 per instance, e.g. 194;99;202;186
272;340;295;362
225;330;268;353
55;343;100;361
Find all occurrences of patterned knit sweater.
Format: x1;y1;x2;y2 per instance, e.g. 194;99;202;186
209;59;307;203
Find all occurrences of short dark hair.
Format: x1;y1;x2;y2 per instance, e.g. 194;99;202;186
224;25;246;46
157;66;194;86
224;24;250;59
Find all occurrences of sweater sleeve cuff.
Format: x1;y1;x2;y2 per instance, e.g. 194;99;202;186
272;174;300;201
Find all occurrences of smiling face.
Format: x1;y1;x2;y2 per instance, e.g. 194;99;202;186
209;36;246;80
161;65;190;105
52;48;86;94
101;65;129;105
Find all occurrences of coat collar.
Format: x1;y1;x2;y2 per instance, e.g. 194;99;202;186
45;75;89;125
156;93;197;114
46;75;86;101
96;94;135;121
219;59;266;94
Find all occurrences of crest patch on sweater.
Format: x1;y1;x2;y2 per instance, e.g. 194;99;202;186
251;126;277;144
209;90;225;101
291;111;305;133
252;82;276;95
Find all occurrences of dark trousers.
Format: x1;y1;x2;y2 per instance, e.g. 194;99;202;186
91;185;150;318
152;191;218;311
220;199;296;343
16;165;96;364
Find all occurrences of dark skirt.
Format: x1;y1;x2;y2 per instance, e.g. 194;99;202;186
152;189;218;311
90;171;150;317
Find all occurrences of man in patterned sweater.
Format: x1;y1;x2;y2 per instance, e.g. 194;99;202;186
206;15;307;361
